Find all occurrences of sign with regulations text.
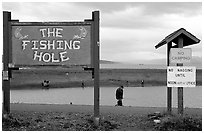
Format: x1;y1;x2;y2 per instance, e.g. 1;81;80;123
11;23;91;66
167;66;196;87
170;48;192;63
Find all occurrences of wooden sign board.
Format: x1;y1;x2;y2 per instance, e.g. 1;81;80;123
11;22;91;66
167;66;196;87
170;48;192;64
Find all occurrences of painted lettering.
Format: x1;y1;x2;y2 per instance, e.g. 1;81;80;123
39;28;63;38
22;40;30;50
17;26;89;65
40;40;47;49
177;68;193;72
60;51;69;62
33;51;42;61
73;40;80;49
32;40;39;50
39;28;46;37
178;51;184;55
175;74;185;77
47;40;55;50
56;40;64;50
56;28;63;37
168;68;173;72
47;28;56;37
51;53;60;63
33;51;69;63
43;52;51;62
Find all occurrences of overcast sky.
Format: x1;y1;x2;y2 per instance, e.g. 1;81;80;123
2;2;202;64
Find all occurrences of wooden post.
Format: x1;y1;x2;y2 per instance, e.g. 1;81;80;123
177;37;184;115
3;11;11;114
167;42;172;114
93;11;100;126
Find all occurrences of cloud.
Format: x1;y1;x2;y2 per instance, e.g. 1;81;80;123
2;2;21;11
76;2;202;30
3;2;201;30
76;2;201;16
2;2;202;64
138;2;201;16
75;2;134;13
2;2;93;21
100;27;167;61
101;6;163;29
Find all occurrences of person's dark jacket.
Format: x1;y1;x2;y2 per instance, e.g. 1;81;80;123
116;87;123;99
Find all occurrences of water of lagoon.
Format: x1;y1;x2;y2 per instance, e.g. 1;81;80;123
11;86;202;108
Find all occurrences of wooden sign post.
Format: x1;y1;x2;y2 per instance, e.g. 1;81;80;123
177;37;184;115
3;11;11;115
85;11;100;126
167;42;172;114
155;28;200;115
92;11;100;126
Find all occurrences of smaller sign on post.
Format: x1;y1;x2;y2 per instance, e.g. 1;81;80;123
170;48;192;63
167;66;196;87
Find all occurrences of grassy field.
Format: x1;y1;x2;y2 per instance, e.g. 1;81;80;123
3;104;202;131
10;67;202;89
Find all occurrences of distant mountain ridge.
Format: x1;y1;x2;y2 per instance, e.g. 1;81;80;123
100;56;202;69
100;60;119;64
145;56;202;66
100;56;202;65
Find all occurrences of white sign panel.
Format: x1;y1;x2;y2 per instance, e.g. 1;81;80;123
170;48;192;63
167;66;196;87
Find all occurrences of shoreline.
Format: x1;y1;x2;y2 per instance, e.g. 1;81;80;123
10;84;202;90
10;80;167;89
10;68;202;90
10;103;202;116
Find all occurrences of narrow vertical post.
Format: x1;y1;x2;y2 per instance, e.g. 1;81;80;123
177;37;184;115
167;42;172;114
3;11;11;114
93;11;100;126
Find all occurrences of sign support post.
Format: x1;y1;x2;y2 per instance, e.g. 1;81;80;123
93;11;100;126
177;37;184;115
85;11;100;126
3;11;11;115
167;42;172;114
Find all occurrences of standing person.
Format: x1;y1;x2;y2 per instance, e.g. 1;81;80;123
81;81;85;88
141;80;144;87
115;86;124;106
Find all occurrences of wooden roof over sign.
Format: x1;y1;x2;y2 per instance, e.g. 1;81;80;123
155;28;200;49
